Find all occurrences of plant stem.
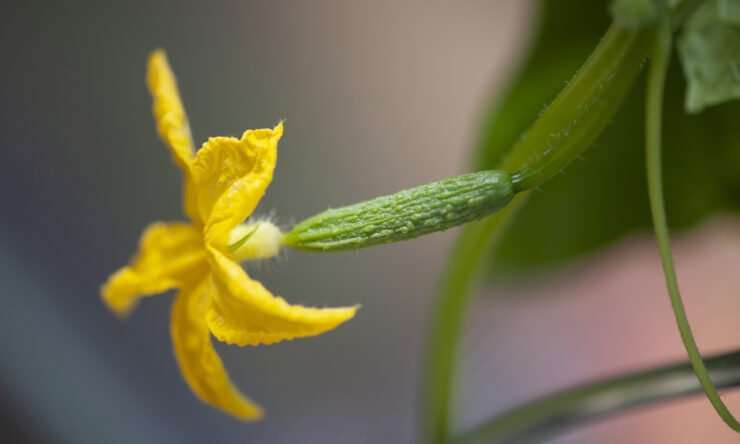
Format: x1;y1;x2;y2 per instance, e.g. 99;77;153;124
645;17;740;432
422;22;652;444
506;0;709;194
509;24;650;193
422;196;527;443
453;351;740;444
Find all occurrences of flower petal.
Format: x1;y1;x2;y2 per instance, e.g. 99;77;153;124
205;247;357;346
171;277;263;420
191;124;282;248
101;222;207;317
147;49;200;223
147;49;195;171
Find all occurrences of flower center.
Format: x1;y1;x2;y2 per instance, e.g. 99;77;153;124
226;220;284;262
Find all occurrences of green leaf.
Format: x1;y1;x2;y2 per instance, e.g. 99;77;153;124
678;0;740;113
475;0;740;277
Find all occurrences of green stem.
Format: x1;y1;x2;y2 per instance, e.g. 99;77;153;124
645;17;740;432
422;196;527;443
453;351;740;444
422;22;653;444
509;24;651;193
506;0;709;194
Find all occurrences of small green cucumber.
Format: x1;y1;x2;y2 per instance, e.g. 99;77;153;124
284;170;514;252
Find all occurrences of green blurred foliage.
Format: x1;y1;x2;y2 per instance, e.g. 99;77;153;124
474;0;740;276
678;0;740;113
610;0;668;28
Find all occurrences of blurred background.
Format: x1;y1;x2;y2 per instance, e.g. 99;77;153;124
1;1;738;443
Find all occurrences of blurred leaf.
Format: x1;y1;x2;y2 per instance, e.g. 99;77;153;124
475;0;740;276
610;0;668;28
677;0;740;113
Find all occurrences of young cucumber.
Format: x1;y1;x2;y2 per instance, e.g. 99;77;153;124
285;170;514;252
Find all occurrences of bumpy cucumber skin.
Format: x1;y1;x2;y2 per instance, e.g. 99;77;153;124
285;170;514;252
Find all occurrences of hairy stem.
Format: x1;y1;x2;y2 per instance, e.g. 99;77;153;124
509;24;651;192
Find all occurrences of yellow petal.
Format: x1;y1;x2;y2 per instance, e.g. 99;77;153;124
147;49;195;170
147;49;200;223
191;124;282;249
171;277;263;420
101;222;207;317
205;247;357;346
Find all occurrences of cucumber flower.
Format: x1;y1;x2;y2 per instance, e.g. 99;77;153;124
101;50;357;420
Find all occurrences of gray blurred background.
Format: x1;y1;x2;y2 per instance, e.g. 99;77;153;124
1;1;738;443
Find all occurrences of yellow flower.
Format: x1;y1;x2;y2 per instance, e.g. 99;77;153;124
101;49;357;420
